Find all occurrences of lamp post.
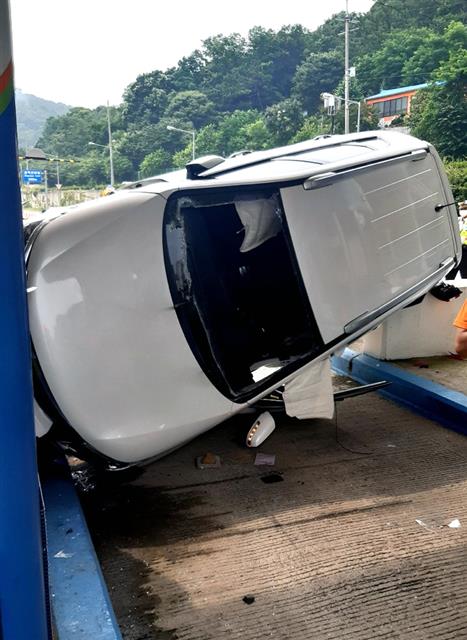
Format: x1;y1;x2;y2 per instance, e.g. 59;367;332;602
321;92;361;133
89;101;115;186
344;0;350;134
167;125;196;160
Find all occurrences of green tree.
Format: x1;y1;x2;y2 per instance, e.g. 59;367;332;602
409;50;467;158
291;115;329;143
444;160;467;202
165;90;216;130
172;110;273;166
37;105;123;157
355;0;467;56
139;149;173;178
402;21;467;85
356;28;432;95
62;154;107;188
246;25;311;108
122;70;171;125
165;51;207;94
264;98;304;146
199;34;251;112
292;51;343;113
215;110;267;156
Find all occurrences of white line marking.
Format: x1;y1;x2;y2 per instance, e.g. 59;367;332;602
372;193;439;223
379;216;446;249
385;239;450;276
364;168;432;196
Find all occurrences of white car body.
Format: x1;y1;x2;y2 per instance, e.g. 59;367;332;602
26;131;461;465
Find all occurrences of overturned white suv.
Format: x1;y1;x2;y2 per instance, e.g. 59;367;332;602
26;131;461;465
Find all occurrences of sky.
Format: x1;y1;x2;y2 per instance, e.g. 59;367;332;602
10;0;374;108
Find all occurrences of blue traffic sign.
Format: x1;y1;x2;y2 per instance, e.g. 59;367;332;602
22;169;44;185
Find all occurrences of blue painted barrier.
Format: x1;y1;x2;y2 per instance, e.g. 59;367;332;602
0;3;49;637
332;348;467;436
42;460;122;640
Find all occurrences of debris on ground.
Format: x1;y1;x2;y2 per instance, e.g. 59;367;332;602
413;360;429;369
416;517;462;530
54;550;74;559
254;453;276;466
196;452;221;469
430;283;462;302
260;472;284;484
242;595;255;605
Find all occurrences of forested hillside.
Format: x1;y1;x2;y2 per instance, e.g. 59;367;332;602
36;0;466;190
15;89;69;149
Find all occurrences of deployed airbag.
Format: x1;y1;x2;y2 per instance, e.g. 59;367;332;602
235;195;282;253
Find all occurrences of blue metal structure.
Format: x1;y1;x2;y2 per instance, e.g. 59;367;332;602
332;348;467;436
0;1;49;637
43;458;123;640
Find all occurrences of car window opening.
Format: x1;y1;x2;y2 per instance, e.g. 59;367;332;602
164;187;323;401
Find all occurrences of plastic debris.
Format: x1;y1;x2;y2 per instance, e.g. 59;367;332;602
415;519;430;530
448;519;461;529
243;595;255;605
54;550;74;559
196;452;221;469
254;453;276;466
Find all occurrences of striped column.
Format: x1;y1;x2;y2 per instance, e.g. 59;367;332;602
0;1;48;638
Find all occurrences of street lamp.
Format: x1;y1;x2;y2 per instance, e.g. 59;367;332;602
167;125;196;160
321;92;361;133
88;101;115;186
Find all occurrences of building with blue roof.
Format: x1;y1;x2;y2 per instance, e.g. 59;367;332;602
366;82;430;125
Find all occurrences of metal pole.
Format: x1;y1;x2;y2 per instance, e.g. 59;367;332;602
106;100;115;187
344;0;350;134
357;101;361;133
0;2;49;638
44;168;48;210
56;160;61;206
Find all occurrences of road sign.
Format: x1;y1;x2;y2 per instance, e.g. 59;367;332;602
22;169;44;185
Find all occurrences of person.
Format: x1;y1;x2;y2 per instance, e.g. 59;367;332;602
445;201;467;281
453;299;467;358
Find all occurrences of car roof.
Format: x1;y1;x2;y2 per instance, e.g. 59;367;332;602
122;131;429;195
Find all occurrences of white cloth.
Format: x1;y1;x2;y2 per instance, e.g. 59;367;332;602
283;358;334;420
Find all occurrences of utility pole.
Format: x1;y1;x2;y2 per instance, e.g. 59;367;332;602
344;0;350;134
106;100;115;187
44;168;48;210
56;159;61;206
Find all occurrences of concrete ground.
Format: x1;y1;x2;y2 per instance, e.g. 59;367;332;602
392;355;467;395
81;387;467;640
